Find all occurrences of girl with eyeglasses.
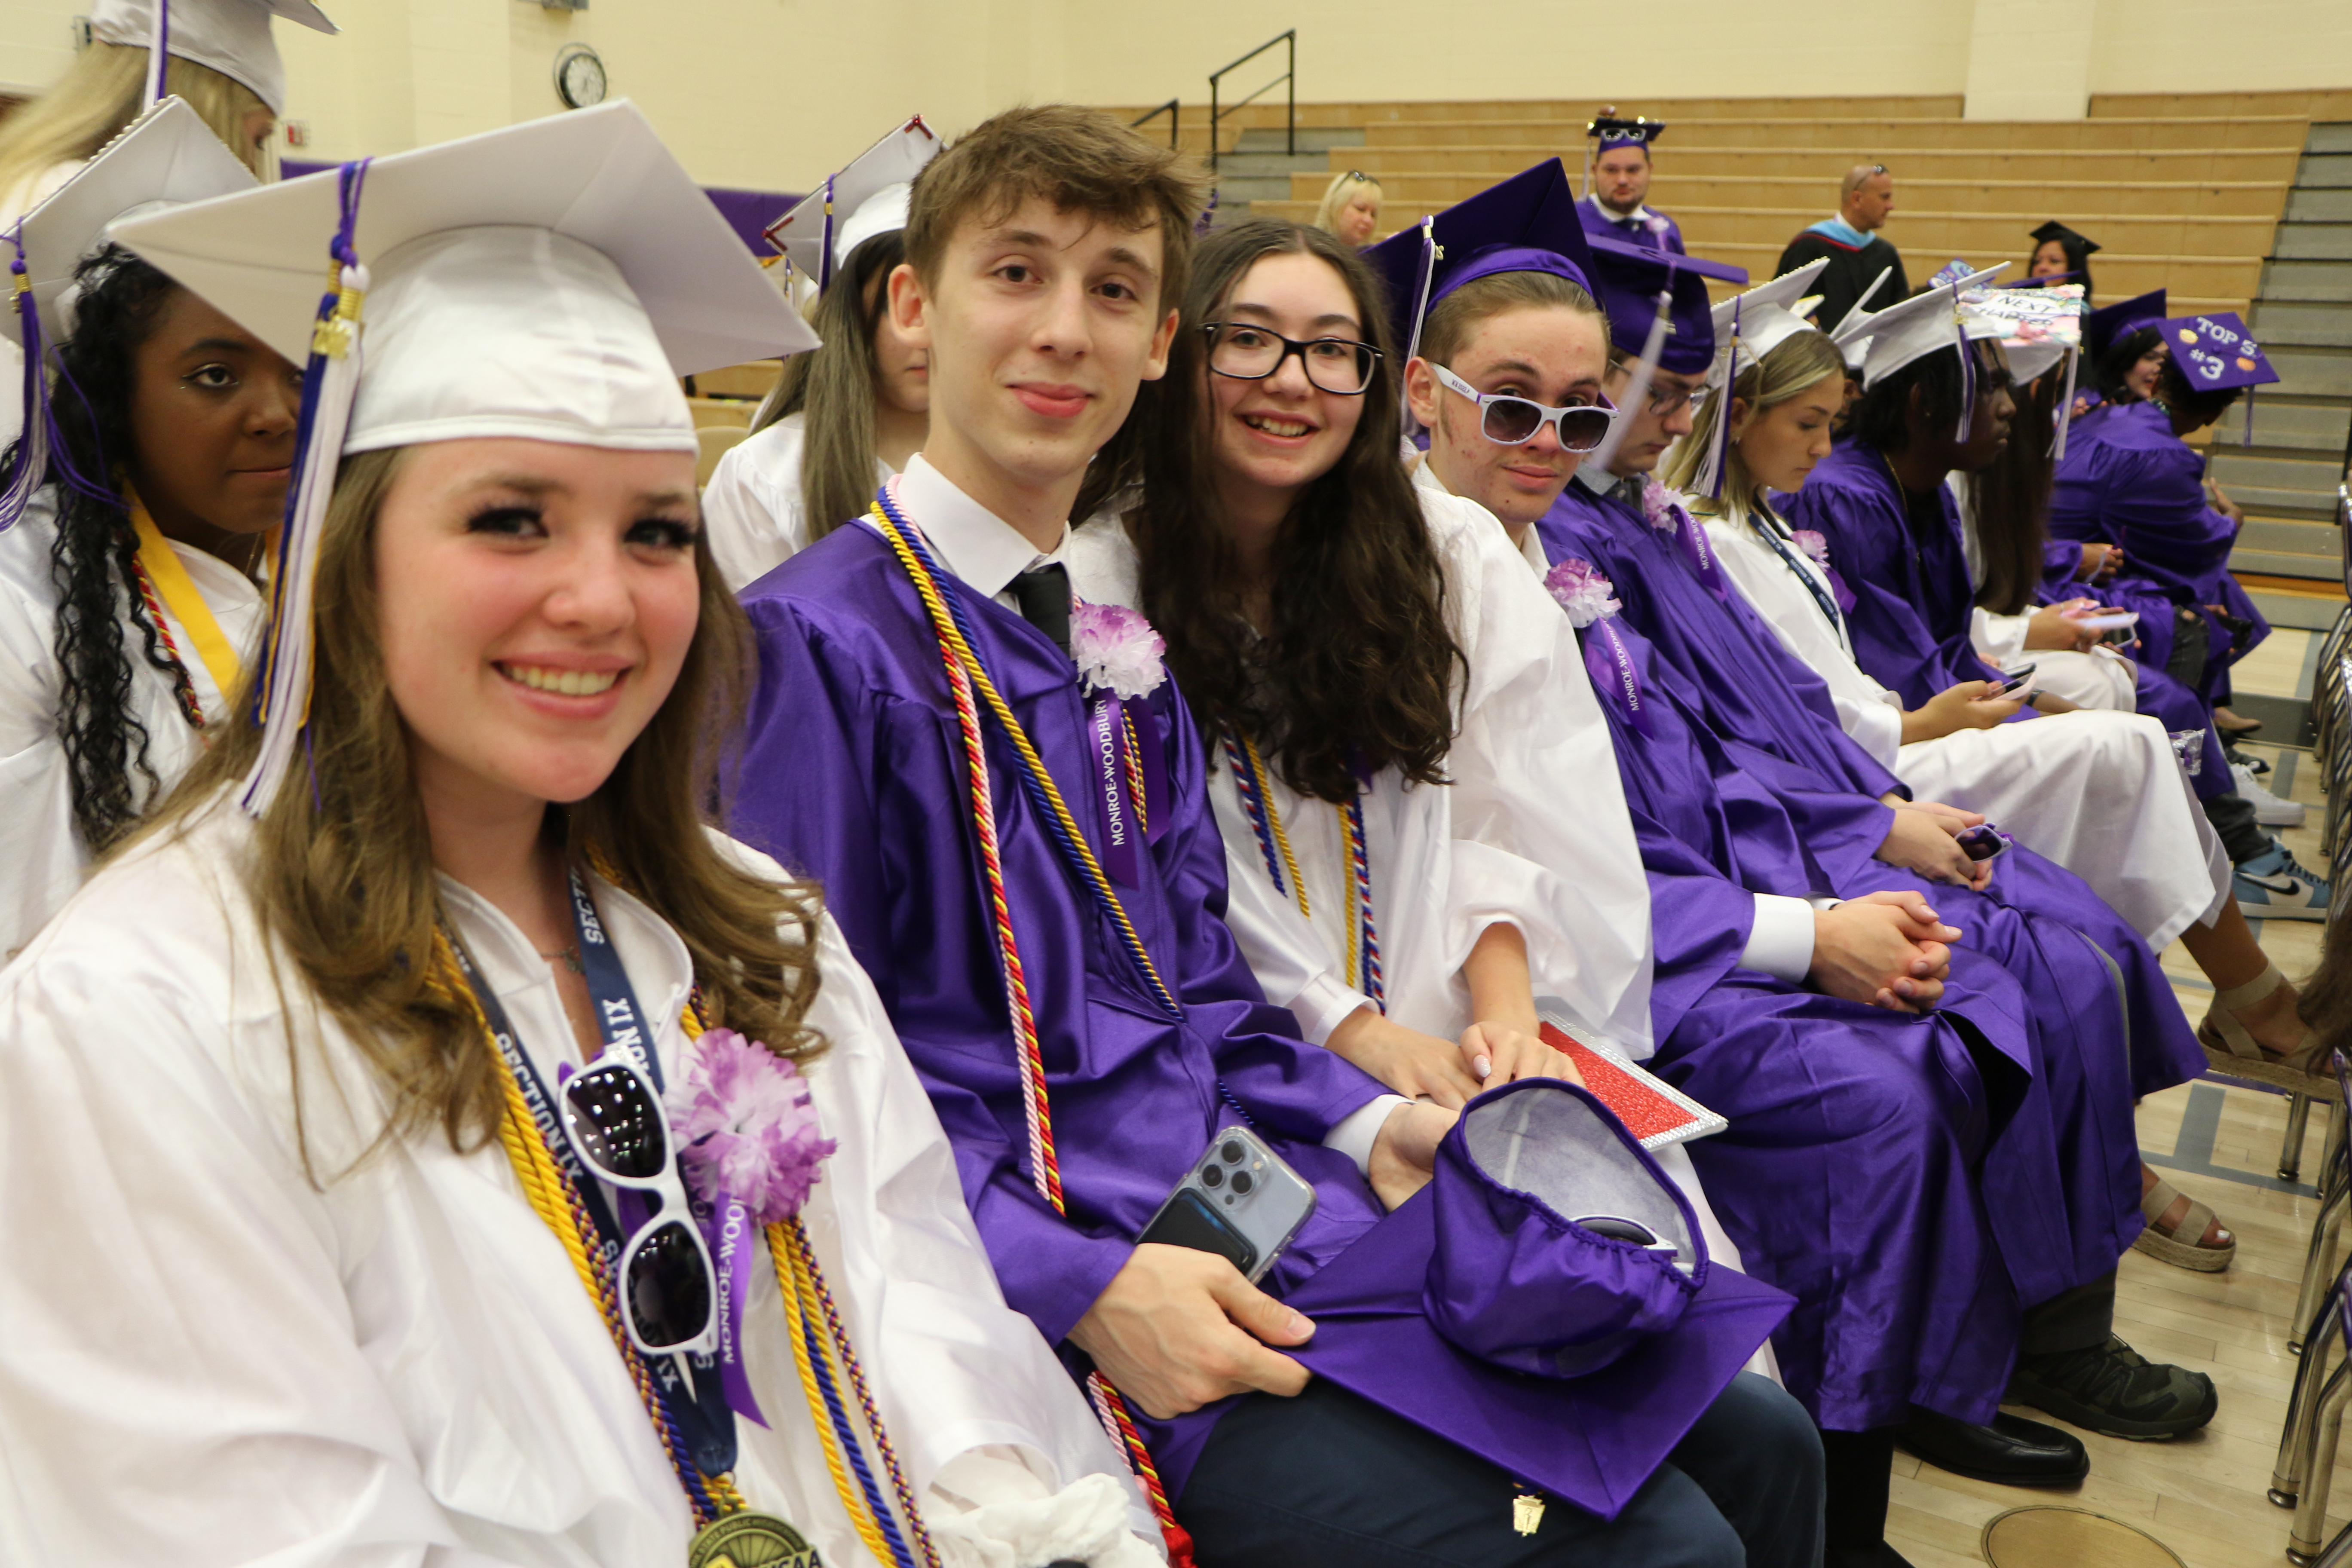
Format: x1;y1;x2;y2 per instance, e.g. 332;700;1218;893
0;108;1161;1568
1074;215;1701;1175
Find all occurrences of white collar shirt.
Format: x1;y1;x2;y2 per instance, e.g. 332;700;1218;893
894;453;1075;609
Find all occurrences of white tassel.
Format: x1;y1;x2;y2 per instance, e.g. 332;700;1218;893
1588;287;1671;473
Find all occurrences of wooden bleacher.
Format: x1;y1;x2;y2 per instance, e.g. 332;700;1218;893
1107;89;2352;321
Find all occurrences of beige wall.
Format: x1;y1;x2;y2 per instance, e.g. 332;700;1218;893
4;0;2349;189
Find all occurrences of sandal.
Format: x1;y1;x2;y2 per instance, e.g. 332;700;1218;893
2133;1177;2235;1272
2199;961;2343;1102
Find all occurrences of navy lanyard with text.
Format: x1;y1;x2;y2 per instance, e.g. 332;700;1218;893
1754;516;1848;645
448;867;740;1477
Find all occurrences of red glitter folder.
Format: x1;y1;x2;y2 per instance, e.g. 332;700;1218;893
1536;1014;1727;1151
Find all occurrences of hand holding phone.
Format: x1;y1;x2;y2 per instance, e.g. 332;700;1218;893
1995;664;2037;697
1136;1127;1318;1283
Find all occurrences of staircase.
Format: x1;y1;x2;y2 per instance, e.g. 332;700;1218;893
2221;120;2352;584
1207;126;1362;225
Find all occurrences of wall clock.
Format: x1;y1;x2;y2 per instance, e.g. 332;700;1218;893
554;43;607;110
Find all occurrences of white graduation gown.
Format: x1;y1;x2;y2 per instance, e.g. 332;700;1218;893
0;801;1155;1568
1066;482;1777;1365
1703;501;2227;949
1949;473;2137;711
0;488;263;961
700;412;897;593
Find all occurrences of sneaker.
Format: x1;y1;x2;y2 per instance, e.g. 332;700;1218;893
2236;841;2331;921
2007;1334;2218;1439
2230;761;2306;827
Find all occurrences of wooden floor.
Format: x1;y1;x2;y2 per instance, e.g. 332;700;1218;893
1888;740;2342;1568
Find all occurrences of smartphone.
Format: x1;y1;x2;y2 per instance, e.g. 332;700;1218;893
1996;664;2037;695
2072;611;2137;632
1136;1127;1318;1283
1957;823;2012;862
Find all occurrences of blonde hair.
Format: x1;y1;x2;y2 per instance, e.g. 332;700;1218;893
132;447;826;1161
1417;267;1601;369
1313;170;1381;236
0;43;273;214
1662;328;1847;516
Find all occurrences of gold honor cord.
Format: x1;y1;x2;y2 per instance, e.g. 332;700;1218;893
127;493;243;709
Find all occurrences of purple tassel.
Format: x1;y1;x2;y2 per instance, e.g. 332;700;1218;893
2243;384;2256;447
144;0;170;105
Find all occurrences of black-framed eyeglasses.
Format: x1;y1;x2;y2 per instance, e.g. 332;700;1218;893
1203;322;1383;396
562;1056;717;1356
1431;363;1617;452
1643;383;1698;418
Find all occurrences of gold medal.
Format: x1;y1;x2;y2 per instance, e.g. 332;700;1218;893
687;1510;824;1568
1511;1490;1547;1537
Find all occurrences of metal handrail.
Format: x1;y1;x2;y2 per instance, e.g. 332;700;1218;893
1130;99;1179;151
1209;29;1295;171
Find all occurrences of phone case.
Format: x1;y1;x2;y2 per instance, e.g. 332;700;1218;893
1535;1010;1728;1150
1136;1127;1318;1283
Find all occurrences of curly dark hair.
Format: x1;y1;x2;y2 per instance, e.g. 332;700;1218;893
0;246;190;853
2153;350;2243;433
1119;217;1462;804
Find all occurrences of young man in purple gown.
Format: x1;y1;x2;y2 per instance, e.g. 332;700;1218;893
724;107;1822;1568
1376;166;2215;1568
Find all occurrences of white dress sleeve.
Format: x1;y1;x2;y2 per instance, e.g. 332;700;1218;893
1423;491;1657;1058
701;416;815;592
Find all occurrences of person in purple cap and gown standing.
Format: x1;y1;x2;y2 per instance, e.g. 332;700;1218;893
726;109;1823;1568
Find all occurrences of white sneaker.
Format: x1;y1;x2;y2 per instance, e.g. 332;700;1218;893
2230;762;2306;828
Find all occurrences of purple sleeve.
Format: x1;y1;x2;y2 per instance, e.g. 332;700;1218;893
1624;799;1765;1042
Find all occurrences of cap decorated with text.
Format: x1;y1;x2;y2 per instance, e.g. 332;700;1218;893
2159;312;2277;392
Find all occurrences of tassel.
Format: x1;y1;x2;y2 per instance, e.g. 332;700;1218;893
239;158;371;817
1589;281;1675;473
1693;296;1741;500
144;0;169;106
0;232;49;534
2052;344;2080;464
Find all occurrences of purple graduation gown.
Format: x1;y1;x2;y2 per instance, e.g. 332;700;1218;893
1562;600;2174;1430
1578;193;1687;254
1788;437;2234;799
723;518;1764;1507
2049;400;2270;704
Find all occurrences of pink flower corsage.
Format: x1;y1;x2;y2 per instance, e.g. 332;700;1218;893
1791;529;1833;569
1544;557;1623;629
669;1029;836;1225
1070;600;1167;699
1638;477;1682;533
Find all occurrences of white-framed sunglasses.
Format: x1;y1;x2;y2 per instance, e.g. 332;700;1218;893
1431;363;1617;453
560;1053;719;1357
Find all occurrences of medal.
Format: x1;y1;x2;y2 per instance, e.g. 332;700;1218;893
1512;1490;1547;1537
687;1510;824;1568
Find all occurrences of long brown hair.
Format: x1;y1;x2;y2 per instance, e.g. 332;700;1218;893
1971;361;2062;616
756;230;905;540
134;445;824;1160
0;44;272;207
1124;217;1462;804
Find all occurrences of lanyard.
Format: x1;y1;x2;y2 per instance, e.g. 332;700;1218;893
129;494;244;708
1751;514;1850;646
448;870;741;1480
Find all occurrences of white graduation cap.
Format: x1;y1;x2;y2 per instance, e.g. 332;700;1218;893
110;99;821;817
1685;256;1830;497
764;116;940;291
90;0;338;116
0;96;258;532
1828;262;2007;440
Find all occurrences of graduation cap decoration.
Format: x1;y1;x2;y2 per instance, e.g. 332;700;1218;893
764;115;940;292
1586;113;1666;151
112;100;819;817
2161;311;2277;445
90;0;338;116
1829;262;2009;438
1;96;259;533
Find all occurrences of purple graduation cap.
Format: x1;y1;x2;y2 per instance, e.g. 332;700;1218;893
2159;312;2277;392
2083;288;2165;362
1583;240;1721;376
1284;1079;1792;1520
1363;156;1602;365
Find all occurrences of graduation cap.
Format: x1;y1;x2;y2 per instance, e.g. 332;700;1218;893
0;96;259;532
1363;158;1599;368
763;116;940;292
111;100;820;817
2082;288;2165;362
1683;257;1831;496
1284;1080;1791;1521
1829;262;2008;438
1586;114;1666;151
2028;220;2100;258
90;0;338;116
2161;312;2276;392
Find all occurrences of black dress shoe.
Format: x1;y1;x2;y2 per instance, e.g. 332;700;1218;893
1893;1407;2089;1486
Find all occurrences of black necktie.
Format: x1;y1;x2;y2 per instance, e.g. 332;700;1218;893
1611;474;1647;508
1011;562;1072;656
